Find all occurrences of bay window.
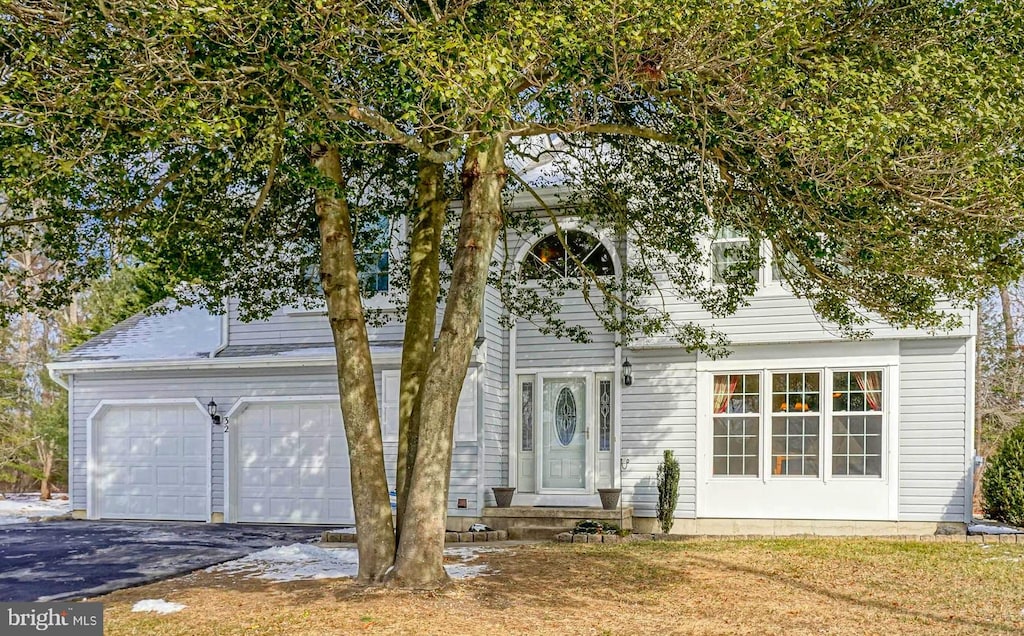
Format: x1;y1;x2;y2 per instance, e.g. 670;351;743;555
710;368;886;481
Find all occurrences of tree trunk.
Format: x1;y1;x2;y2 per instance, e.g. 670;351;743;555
36;439;52;500
314;144;396;584
395;156;448;540
389;138;507;589
999;285;1016;355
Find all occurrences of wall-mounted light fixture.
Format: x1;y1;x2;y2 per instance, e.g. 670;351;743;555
622;357;633;387
206;399;230;432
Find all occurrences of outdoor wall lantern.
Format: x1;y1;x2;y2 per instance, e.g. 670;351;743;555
622;357;633;387
206;399;230;432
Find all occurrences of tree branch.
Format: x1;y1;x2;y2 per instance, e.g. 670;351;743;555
275;59;459;163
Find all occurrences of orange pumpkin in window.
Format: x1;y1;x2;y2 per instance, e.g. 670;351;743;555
794;402;804;411
778;403;788;411
832;392;842;398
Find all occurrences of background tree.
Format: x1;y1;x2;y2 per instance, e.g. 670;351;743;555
2;0;1023;587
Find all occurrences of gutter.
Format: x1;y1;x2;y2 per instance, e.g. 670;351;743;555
47;350;397;374
47;364;70;390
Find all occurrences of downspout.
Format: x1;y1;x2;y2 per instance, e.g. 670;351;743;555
210;298;230;358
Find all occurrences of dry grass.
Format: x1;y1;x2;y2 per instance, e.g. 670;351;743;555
99;539;1024;635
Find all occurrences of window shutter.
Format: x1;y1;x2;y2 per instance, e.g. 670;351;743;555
380;370;400;442
455;370;477;442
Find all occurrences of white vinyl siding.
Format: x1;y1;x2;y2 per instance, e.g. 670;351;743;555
619;350;698;518
898;338;970;522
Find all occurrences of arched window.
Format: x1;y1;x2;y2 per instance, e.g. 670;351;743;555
520;230;615;280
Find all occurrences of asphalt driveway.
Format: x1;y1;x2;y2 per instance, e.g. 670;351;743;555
0;520;331;602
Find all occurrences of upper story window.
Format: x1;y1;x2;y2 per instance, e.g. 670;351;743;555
520;230;615;280
356;251;389;293
710;227;787;288
711;227;754;285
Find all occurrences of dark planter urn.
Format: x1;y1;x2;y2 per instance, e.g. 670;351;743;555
598;488;622;510
492;487;516;508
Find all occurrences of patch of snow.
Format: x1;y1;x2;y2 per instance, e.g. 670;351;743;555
207;543;359;582
207;543;504;583
70;302;219;361
443;545;503;580
132;599;186;614
0;494;70;521
968;523;1022;535
326;528;356;534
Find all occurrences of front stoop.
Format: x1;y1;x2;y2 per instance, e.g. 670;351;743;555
482;506;634;540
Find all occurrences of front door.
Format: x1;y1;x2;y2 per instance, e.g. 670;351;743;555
538;374;593;492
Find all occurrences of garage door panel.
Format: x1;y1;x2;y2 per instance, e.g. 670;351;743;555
129;466;154;486
94;405;208;521
154;437;181;457
183;466;207;486
182;436;206;457
235;401;353;524
128;437;154;456
270;436;297;457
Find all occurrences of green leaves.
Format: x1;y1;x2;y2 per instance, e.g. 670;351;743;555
0;0;1021;343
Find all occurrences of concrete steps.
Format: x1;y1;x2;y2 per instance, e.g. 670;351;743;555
482;506;634;541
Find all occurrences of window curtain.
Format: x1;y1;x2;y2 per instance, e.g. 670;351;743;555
854;371;882;410
713;375;740;414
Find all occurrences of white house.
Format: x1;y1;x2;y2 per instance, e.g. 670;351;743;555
47;181;977;536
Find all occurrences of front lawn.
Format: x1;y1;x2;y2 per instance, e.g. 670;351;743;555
99;538;1024;635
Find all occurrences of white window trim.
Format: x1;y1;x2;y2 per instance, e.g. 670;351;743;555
710;233;752;286
512;219;622;288
710;372;763;479
380;368;478;445
829;369;887;480
696;350;900;521
286;218;407;315
766;368;825;481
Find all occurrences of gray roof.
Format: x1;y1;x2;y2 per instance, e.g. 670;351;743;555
59;302;221;362
215;342;402;358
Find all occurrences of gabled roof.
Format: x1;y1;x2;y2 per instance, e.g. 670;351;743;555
58;301;221;363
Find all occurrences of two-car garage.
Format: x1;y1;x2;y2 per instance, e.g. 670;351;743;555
88;399;356;525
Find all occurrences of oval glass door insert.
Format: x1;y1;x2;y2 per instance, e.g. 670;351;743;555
555;387;577;446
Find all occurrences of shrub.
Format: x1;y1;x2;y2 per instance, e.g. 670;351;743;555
657;449;680;534
981;423;1024;527
572;519;621;535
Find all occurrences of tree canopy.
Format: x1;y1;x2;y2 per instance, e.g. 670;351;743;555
2;0;1023;587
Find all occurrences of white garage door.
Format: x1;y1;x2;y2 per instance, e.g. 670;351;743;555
232;401;354;524
93;404;209;521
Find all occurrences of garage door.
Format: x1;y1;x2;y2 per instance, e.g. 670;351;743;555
232;401;354;524
93;404;209;521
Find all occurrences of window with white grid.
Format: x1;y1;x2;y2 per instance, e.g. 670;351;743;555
831;370;883;477
770;371;820;477
712;373;760;476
